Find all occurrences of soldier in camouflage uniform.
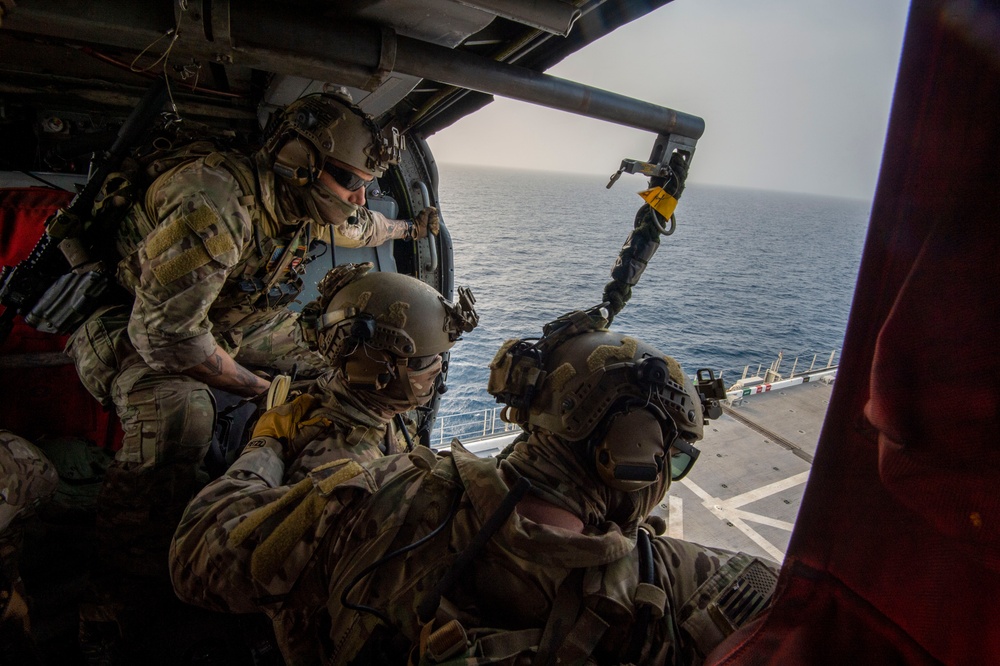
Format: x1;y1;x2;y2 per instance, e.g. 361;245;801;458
0;431;59;664
64;93;439;583
253;261;479;483
170;310;777;665
61;94;440;661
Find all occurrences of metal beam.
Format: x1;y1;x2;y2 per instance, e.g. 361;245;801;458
4;0;704;139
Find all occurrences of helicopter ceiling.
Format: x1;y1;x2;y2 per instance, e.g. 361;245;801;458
0;0;698;142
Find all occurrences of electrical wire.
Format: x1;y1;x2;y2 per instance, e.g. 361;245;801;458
340;491;463;625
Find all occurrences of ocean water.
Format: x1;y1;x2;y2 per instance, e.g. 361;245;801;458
434;164;871;428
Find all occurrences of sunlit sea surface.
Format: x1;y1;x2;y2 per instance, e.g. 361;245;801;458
433;164;871;433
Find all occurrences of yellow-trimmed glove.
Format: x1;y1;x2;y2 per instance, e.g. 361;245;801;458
242;393;320;459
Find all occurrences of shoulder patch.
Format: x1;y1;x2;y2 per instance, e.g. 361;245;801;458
147;205;236;284
146;205;222;259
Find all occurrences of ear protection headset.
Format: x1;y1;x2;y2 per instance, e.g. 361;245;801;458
588;399;702;493
269;95;347;186
488;308;712;493
268;94;404;186
590;403;669;492
338;314;397;390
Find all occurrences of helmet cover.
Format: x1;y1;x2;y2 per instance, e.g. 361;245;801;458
488;310;704;444
265;94;405;185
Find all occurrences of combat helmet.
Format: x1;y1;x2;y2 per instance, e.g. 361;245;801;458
304;263;478;405
489;309;721;491
263;93;405;186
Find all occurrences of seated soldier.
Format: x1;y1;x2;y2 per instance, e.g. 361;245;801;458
170;309;777;665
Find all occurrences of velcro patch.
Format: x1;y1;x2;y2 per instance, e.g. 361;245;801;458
152;246;213;285
151;233;234;284
587;337;638;372
145;206;226;259
548;362;577;393
314;459;365;495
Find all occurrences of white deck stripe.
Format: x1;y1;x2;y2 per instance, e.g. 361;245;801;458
679;477;789;561
728;509;796;531
718;471;811;509
724;515;786;561
667;495;684;539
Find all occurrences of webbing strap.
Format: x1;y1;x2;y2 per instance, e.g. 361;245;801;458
552;606;609;664
625;527;659;663
534;568;584;666
475;628;543;660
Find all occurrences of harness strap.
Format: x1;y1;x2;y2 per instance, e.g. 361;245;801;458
625;527;663;663
552;606;609;665
416;477;532;624
535;568;585;666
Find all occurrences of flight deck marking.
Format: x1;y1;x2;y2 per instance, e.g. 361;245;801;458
667;496;684;539
727;509;795;531
678;471;811;561
718;471;811;510
721;405;815;463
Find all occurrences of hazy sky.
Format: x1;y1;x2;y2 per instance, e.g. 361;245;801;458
427;0;911;200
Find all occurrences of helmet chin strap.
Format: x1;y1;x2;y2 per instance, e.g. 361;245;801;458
307;179;360;226
396;359;420;405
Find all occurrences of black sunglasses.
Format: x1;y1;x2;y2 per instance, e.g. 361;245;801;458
668;437;701;481
323;162;369;192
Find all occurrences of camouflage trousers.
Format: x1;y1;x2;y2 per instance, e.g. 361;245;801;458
66;304;323;578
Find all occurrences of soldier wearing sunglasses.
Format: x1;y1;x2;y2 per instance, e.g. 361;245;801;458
266;93;440;246
171;310;778;666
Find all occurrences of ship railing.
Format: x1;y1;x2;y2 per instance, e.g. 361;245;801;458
433;349;841;444
433;406;519;448
723;349;840;404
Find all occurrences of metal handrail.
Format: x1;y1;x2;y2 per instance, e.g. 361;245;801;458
434;406;518;446
434;349;842;444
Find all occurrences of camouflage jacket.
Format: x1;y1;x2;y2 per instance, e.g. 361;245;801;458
114;153;400;373
271;371;411;484
171;441;767;666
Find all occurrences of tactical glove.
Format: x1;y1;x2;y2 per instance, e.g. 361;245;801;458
411;207;440;239
242;393;320;460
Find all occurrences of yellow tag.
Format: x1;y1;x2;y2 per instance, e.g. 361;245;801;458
638;187;679;220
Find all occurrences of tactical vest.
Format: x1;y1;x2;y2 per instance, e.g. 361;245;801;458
103;140;312;333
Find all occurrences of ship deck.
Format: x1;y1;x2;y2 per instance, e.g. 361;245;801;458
454;375;834;564
659;377;832;562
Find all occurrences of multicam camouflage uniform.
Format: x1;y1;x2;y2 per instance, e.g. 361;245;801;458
171;434;773;666
65;151;403;577
0;431;58;662
258;370;415;485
